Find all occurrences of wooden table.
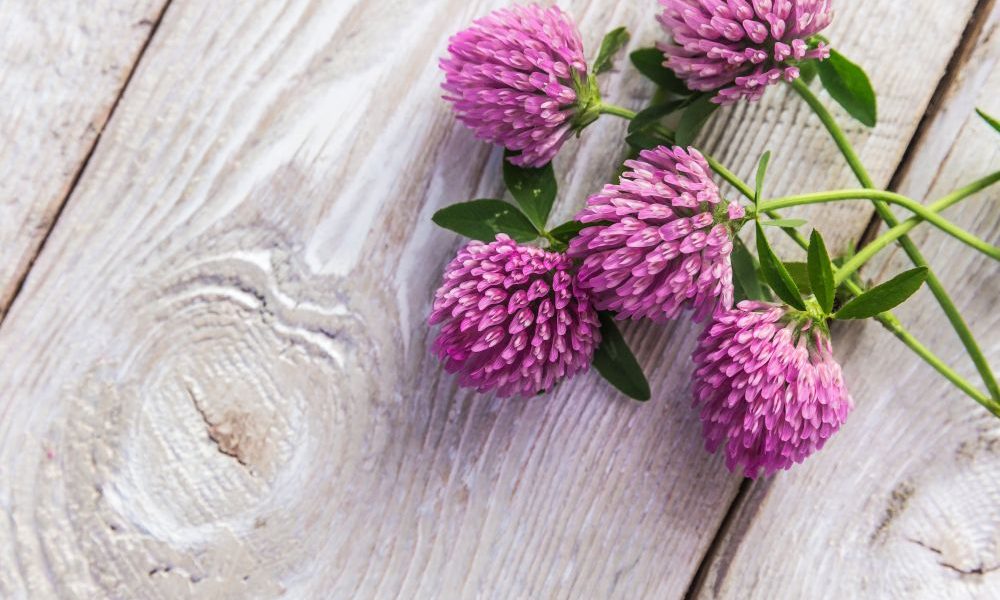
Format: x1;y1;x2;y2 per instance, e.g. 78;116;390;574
1;1;998;598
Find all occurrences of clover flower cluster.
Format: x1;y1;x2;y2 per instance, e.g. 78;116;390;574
440;4;590;167
657;0;833;103
429;234;601;397
429;2;862;478
693;302;852;477
569;146;741;323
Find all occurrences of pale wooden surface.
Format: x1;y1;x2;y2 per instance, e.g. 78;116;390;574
0;0;168;318
0;0;996;598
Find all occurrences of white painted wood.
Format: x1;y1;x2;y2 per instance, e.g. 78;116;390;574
0;0;985;598
0;0;167;317
698;6;1000;598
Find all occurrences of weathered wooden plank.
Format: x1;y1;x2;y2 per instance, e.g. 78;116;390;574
697;5;1000;598
0;0;981;598
0;0;168;318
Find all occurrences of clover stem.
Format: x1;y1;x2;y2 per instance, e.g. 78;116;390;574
835;170;1000;284
597;103;637;120
790;77;999;403
876;314;999;415
758;190;1000;260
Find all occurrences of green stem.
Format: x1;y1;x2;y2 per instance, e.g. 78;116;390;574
790;78;875;187
598;103;637;120
790;77;1000;403
599;102;677;146
704;155;756;199
759;190;1000;260
837;170;1000;284
875;313;998;416
597;98;996;407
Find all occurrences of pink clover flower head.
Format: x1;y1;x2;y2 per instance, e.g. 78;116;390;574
429;234;601;397
440;3;594;167
568;145;743;323
657;0;833;104
692;301;853;478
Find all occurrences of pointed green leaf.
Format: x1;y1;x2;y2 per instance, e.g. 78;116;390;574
783;262;812;295
675;94;719;146
807;230;835;313
731;237;765;302
548;219;609;244
834;267;928;320
628;100;686;133
593;312;651;401
626;129;673;151
976;108;1000;134
630;48;689;94
817;48;877;127
503;151;557;230
753;151;771;206
760;218;807;228
798;60;819;85
593;27;631;75
432;199;538;243
755;222;806;310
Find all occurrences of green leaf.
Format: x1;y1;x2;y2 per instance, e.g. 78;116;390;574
503;151;557;230
798;60;819;85
731;237;765;302
976;108;1000;134
675;94;719;146
431;199;538;243
593;312;651;401
817;48;877;127
630;48;689;94
626;129;673;151
755;222;806;310
807;230;835;314
754;150;771;206
593;27;631;75
834;267;928;320
783;262;812;295
548;219;606;244
628;100;686;133
760;218;807;228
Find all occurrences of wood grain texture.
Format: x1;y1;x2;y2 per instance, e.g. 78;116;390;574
0;0;989;598
697;4;1000;598
0;0;168;318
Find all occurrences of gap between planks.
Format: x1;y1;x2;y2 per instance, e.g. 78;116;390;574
0;0;174;327
680;3;999;598
856;0;998;250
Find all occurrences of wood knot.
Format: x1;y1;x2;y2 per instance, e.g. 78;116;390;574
187;384;269;475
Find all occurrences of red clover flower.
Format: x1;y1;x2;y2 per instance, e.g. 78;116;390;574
429;235;601;397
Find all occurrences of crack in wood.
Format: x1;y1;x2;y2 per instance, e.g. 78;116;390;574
856;0;998;254
907;537;1000;577
683;478;757;600
184;383;254;473
0;0;174;326
870;481;916;544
